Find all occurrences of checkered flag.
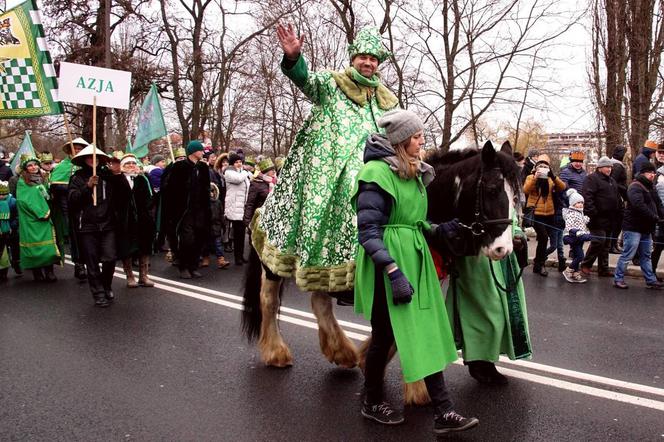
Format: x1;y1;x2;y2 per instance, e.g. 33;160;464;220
0;0;63;119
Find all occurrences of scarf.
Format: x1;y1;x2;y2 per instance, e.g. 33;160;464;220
382;155;435;187
331;67;398;110
29;173;43;185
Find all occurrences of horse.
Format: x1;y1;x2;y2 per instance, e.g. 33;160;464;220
241;139;522;403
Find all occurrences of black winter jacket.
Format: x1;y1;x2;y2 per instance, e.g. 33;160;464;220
581;171;621;231
68;166;125;233
243;176;271;227
610;161;628;202
0;160;12;181
623;175;664;234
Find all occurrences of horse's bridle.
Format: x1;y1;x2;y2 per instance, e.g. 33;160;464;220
457;165;514;237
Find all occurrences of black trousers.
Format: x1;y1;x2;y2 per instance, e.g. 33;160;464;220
232;220;246;263
177;214;206;272
364;273;453;413
8;230;19;267
79;230;116;297
581;228;610;272
533;215;553;268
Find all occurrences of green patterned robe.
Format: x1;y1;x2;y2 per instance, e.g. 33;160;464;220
252;56;397;292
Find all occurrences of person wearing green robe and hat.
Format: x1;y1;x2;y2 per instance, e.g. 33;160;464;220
251;23;399;297
50;137;89;280
16;157;60;282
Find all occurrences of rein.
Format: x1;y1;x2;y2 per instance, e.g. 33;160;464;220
457;165;513;237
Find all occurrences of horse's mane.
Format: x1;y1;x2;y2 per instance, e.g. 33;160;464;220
425;146;523;198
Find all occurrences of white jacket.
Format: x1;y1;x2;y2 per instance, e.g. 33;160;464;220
224;168;251;221
562;207;590;237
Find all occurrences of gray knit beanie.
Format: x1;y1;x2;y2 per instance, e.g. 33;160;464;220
151;154;165;165
377;109;424;145
597;156;613;168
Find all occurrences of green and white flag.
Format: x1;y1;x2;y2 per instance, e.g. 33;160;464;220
9;130;35;172
131;83;166;159
0;0;62;118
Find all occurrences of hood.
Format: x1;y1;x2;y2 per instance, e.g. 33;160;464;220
642;147;655;157
363;133;435;186
364;134;395;162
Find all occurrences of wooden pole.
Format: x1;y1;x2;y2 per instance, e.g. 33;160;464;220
166;133;175;162
92;96;97;206
62;105;75;156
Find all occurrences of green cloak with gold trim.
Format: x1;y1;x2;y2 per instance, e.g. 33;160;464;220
17;179;60;269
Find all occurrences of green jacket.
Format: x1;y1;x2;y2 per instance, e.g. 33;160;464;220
353;161;458;382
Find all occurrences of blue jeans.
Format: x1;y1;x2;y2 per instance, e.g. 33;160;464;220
564;233;591;271
547;227;565;261
615;231;656;284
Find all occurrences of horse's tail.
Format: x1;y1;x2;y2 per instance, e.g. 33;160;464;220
242;244;264;342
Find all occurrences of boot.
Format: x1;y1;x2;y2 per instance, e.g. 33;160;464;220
0;267;8;282
557;257;566;272
467;360;508;385
12;260;22;276
216;256;230;269
93;292;110;308
44;265;57;282
123;258;139;288
138;255;154;287
200;256;210;267
32;267;44;282
74;263;87;281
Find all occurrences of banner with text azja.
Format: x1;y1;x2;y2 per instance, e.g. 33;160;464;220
57;62;131;109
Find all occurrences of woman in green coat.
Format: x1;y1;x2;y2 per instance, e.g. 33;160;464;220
353;109;478;435
16;157;60;282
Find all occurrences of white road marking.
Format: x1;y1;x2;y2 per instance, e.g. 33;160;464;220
64;260;664;411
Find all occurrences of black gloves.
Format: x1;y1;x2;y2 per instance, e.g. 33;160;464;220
436;219;461;239
548;170;555;180
425;218;467;256
388;268;413;305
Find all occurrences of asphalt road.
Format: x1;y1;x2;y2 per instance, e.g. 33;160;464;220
1;252;664;441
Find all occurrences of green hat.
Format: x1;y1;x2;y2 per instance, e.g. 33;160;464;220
245;156;256;167
186;140;204;156
258;158;275;173
0;180;9;195
347;27;391;63
274;156;285;171
39;152;54;163
111;150;124;162
20;155;40;172
174;147;186;159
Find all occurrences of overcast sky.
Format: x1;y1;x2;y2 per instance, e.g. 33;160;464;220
14;0;595;135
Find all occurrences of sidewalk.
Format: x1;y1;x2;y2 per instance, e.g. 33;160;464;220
524;232;664;279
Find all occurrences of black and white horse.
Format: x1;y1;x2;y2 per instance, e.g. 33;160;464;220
241;139;521;403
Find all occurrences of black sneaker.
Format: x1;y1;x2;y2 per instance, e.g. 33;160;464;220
433;410;479;434
361;401;404;425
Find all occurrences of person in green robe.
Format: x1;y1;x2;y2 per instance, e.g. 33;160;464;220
16;157;60;282
0;179;16;281
353;109;478;435
447;218;532;384
251;24;399;296
50;137;88;279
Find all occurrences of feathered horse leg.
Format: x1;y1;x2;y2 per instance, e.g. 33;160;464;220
311;292;358;368
258;273;293;367
359;336;431;405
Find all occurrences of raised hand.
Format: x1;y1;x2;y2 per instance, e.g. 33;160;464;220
276;22;304;61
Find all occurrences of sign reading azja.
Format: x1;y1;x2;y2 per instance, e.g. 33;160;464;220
58;62;132;109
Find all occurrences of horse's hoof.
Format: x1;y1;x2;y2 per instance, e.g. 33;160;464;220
404;380;431;405
261;344;293;368
332;348;359;369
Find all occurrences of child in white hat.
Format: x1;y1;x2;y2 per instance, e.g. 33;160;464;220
562;189;592;283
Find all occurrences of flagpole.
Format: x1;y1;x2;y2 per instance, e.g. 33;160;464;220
92;96;97;206
62;105;75;156
166;134;175;162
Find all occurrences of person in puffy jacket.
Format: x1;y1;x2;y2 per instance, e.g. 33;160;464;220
614;162;664;289
522;154;566;276
353;109;478;434
632;140;657;179
562;189;591;283
224;152;250;265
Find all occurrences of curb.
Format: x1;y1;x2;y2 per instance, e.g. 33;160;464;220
528;255;663;279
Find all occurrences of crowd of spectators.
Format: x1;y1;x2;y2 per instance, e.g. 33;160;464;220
518;140;664;289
